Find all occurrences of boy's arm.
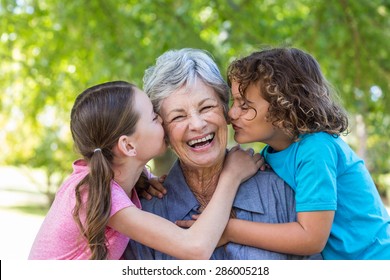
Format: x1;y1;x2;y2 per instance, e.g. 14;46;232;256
224;211;334;255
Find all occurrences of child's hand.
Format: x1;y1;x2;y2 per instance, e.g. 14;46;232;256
259;156;270;171
222;145;262;184
140;175;167;200
175;214;199;228
217;228;229;248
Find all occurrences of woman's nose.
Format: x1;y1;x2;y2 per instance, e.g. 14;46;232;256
188;113;206;131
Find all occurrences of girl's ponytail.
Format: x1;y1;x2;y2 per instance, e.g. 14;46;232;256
70;81;139;259
87;149;113;259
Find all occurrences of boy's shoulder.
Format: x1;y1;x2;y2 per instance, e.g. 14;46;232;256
298;132;341;150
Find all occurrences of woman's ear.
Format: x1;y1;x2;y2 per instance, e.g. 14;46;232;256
117;135;137;157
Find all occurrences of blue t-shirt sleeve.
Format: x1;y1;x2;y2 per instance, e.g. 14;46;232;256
295;137;338;212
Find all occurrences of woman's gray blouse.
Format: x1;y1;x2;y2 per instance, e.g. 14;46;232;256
124;160;313;260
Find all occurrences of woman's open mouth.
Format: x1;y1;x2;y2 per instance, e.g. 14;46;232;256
187;133;215;148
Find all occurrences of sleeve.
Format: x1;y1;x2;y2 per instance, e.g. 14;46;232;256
294;137;338;212
110;183;134;217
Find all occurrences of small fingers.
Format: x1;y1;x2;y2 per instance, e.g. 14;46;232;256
147;185;164;198
229;144;241;152
247;148;255;156
250;153;264;170
253;153;262;162
253;155;271;171
191;214;200;220
148;177;167;198
175;219;196;229
150;181;167;194
140;190;152;200
158;174;167;183
261;163;271;171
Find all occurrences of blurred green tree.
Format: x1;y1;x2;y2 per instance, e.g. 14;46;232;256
1;0;389;202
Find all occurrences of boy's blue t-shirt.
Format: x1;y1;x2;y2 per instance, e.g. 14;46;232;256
262;132;390;259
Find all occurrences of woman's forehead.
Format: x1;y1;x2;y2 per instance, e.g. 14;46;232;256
162;83;219;108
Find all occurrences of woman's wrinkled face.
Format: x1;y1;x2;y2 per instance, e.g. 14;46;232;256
160;79;227;169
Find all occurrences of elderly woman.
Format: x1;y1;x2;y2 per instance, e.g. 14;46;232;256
125;48;307;260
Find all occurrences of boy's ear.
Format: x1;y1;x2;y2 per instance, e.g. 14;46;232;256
118;135;137;157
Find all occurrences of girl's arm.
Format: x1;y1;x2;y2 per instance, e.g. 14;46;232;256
223;211;334;255
108;146;263;259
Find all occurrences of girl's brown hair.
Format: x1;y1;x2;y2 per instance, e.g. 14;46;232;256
70;81;147;259
227;47;349;141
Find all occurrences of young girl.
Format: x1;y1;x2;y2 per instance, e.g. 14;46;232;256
28;81;262;260
226;47;390;259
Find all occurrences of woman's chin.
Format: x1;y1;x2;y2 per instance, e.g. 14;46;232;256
191;152;225;168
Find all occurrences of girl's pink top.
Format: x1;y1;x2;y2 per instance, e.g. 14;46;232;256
28;159;143;260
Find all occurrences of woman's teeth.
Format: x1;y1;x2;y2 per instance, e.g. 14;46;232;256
188;133;214;147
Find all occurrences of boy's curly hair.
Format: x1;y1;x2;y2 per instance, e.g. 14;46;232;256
227;47;349;141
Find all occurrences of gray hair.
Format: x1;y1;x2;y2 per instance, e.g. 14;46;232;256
143;48;229;117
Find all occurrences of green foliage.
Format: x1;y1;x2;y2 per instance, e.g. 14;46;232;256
1;0;389;195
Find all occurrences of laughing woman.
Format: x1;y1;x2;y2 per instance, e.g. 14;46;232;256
124;48;314;260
